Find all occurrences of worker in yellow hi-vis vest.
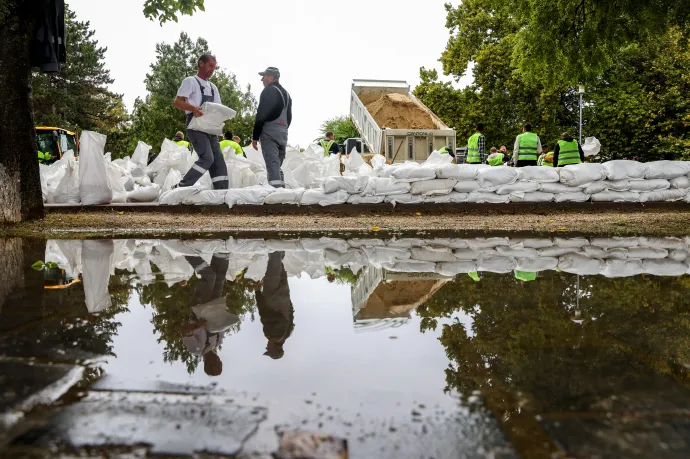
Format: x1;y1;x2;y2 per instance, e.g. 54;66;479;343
513;124;542;167
173;131;191;152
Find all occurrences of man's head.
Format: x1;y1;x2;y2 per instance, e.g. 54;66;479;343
203;351;223;376
259;67;280;88
476;123;484;133
523;124;532;133
197;54;217;80
490;147;498;154
174;131;184;140
264;340;285;360
561;131;572;140
327;274;336;283
224;131;233;140
325;131;335;141
542;146;549;154
499;145;507;153
233;136;241;143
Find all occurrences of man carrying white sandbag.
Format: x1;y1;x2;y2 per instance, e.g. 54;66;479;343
173;54;229;189
553;132;584;167
252;67;292;188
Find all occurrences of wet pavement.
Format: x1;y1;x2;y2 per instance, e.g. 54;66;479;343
1;236;690;458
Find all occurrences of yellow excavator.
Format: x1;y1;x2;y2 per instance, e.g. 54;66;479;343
36;127;79;164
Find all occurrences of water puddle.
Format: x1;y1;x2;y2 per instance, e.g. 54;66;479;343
2;236;690;458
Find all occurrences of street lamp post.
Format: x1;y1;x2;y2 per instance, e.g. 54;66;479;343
578;85;586;144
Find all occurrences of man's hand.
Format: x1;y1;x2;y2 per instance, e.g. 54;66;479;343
192;106;204;118
252;140;259;150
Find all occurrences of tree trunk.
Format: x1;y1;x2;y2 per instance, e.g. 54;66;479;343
0;0;45;223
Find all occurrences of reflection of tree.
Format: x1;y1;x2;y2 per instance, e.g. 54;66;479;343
140;265;256;374
334;267;360;286
419;272;690;453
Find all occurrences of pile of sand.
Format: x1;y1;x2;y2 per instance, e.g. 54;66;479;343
364;93;437;130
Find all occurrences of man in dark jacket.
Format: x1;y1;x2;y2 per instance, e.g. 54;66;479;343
255;252;294;359
252;67;292;188
553;132;585;167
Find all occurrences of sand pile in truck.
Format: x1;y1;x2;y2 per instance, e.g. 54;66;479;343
365;93;437;130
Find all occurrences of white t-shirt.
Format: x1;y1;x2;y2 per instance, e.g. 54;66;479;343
177;76;221;114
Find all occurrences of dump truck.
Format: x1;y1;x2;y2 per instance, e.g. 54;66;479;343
350;79;456;163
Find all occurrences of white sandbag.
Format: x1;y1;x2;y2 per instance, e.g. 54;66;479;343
371;154;387;170
582;181;610;194
603;248;629;260
159;188;200;205
361;178;410;196
627;247;669;259
423;192;469;204
301;189;349;206
384;194;425;205
669;250;690;262
639;237;687;250
323;176;362;194
186;102;236;136
381;261;436;273
509;192;554;203
410;247;457;263
127;184;160;203
591;191;640;202
600;259;644;278
477;167;519;188
427;239;470;249
516;257;558;272
264;187;305;205
301;237;349;254
453;180;482;193
643;259;687;277
581;246;607;258
226;185;275;207
467;192;510;204
343;150;365;171
495;246;539;258
386;238;428;249
477;255;517;273
410;179;457;196
639;189;687;203
41;163;67;203
182;190;227;205
555;237;590;248
558;254;605;276
582;137;601;157
590;237;639;249
322;153;341;179
423;150;453;166
453;250;482;260
644;161;690;180
347;195;385;204
82;240;114;313
161;169;182;193
628;179;671;192
362;246;411;266
496;181;539;195
559;163;607;187
390;162;437;182
147;139;191;178
79;131;112;205
436;164;490;180
131;141;152;167
510;238;554;249
53;151;80;204
436;261;478;277
554;192;590;203
538;247;581;257
347;238;385;248
603;160;648;181
670;176;690;189
606;180;632;191
468;238;509;249
517;167;560;183
539;182;579;193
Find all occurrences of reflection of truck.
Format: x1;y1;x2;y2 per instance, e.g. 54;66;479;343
36;127;79;164
350;79;456;163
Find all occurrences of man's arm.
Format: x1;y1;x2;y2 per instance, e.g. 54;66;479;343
537;137;542;158
578;142;585;162
513;138;519;165
173;96;203;117
478;135;485;163
287;97;293;127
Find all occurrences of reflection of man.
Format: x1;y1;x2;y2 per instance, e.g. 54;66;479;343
181;255;238;376
255;252;294;359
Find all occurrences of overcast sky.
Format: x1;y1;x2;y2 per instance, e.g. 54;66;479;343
67;0;471;148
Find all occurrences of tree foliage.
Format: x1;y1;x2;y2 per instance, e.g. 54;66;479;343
143;0;205;24
317;116;360;144
128;32;257;155
31;7;129;155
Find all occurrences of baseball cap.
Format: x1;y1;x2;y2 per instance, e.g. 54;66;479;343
259;66;280;78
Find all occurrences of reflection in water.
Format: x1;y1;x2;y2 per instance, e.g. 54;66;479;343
3;236;690;457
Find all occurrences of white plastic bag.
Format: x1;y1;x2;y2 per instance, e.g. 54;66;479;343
517;167;560;183
264;187;305;205
582;137;601;157
591;191;640;202
639;189;687;203
323;176;362;194
509;192;555;203
187;102;236;136
436;164;489;180
390;162;437;182
468;192;510;204
131;141;152;167
41;163;66;203
361;178;411;196
669;176;690;189
301;189;349;206
539;182;579;193
53;151;80;204
496;181;540;195
554;192;590;203
559;163;607;187
477;166;519;188
410;179;457;196
159;187;201;205
644;161;690;180
128;184;160;202
582;181;609;194
347;195;385;204
453;180;482;193
225;185;275;207
424;192;469;203
182;190;227;205
162;169;182;192
82;240;113;314
603;160;648;181
79;131;113;205
384;194;425;205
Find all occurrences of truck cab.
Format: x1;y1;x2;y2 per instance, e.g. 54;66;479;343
36;127;79;164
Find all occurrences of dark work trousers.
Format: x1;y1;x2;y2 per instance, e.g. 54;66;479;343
516;160;538;167
181;130;229;189
186;255;229;306
255;252;294;350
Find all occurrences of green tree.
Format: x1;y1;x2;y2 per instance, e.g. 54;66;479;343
317;116;360;144
31;7;130;155
0;0;204;223
129;32;257;154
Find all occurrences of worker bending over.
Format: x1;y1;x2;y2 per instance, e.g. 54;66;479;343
252;67;292;188
173;54;228;189
319;131;341;155
538;147;555;167
466;123;486;164
553;132;585;167
487;147;504;166
513;124;542;167
220;131;245;158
